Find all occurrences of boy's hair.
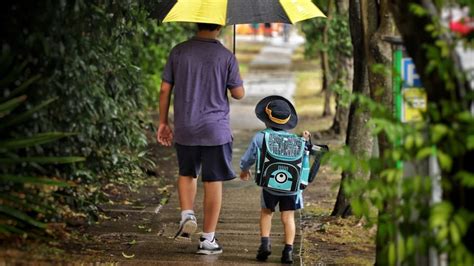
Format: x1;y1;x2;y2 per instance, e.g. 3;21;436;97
197;23;222;31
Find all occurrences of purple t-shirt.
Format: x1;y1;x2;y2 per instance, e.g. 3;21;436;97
162;37;243;146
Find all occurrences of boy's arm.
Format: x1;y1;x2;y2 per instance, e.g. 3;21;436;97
157;81;173;146
240;135;260;170
227;54;244;100
230;86;245;100
239;134;261;180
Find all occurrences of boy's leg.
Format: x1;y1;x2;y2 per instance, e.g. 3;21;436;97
175;143;200;212
174;175;198;240
196;181;223;255
280;211;295;245
279;192;300;264
280;203;299;263
258;189;277;261
257;208;273;261
280;210;296;263
178;175;197;211
260;208;273;237
174;144;200;241
196;143;234;255
203;181;222;233
200;142;234;234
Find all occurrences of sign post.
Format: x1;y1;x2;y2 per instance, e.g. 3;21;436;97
384;35;444;266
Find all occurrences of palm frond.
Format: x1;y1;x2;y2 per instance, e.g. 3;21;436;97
0;95;27;118
0;175;71;187
0;132;76;150
5;74;41;101
0;156;85;164
0;205;46;229
0;98;57;130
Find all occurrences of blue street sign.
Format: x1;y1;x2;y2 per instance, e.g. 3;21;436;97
402;58;422;87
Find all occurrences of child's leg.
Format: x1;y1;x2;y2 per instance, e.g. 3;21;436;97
260;208;273;237
280;210;295;245
257;208;273;261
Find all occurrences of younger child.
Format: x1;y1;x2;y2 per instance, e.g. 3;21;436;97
239;95;311;264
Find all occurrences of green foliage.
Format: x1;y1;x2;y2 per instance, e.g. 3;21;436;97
324;1;474;262
2;2;192;179
137;22;195;107
300;1;352;97
301;12;352;61
0;59;85;239
327;49;474;266
1;1;193;240
328;96;474;263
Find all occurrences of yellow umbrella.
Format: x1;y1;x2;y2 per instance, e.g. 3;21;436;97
155;0;326;25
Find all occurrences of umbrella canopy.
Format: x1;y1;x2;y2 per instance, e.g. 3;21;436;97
154;0;326;25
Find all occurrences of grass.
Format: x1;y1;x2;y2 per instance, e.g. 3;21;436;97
291;46;321;72
292;49;334;134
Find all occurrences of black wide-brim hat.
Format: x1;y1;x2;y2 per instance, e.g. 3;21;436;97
255;95;298;130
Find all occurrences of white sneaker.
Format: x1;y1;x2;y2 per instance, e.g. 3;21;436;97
196;237;223;255
174;215;197;242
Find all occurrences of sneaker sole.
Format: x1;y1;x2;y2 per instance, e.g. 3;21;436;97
174;235;192;243
182;219;197;235
174;219;197;241
196;249;223;255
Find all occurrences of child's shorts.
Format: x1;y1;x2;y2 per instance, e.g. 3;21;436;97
261;189;303;212
175;142;235;182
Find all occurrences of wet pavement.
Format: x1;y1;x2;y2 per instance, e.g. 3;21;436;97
86;36;303;265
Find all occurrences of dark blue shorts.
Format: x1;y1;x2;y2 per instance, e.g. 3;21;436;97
261;189;303;212
175;142;236;182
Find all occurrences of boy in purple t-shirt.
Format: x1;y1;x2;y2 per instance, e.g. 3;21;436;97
157;23;245;255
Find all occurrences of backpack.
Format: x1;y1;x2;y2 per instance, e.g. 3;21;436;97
255;129;328;193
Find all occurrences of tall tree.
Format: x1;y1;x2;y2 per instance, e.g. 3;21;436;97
321;0;334;117
365;0;397;263
389;0;474;258
325;0;353;136
331;0;374;217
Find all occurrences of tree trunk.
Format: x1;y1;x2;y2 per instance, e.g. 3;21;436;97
365;0;396;264
320;50;328;95
331;171;354;217
368;0;394;150
327;0;353;136
389;0;474;255
322;0;334;117
331;0;374;217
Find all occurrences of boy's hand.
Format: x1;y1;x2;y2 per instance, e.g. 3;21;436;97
240;170;251;181
302;130;311;141
157;123;174;146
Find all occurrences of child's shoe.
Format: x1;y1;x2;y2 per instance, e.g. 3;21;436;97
281;245;293;264
256;243;272;261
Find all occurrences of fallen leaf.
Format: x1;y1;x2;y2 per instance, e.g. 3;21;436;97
122;252;135;259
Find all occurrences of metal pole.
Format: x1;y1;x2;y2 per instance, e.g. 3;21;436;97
233;24;236;54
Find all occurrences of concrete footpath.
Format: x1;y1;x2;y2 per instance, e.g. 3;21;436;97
150;36;302;265
85;36;303;265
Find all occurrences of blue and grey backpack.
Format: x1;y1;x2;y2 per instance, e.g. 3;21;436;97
255;129;328;193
